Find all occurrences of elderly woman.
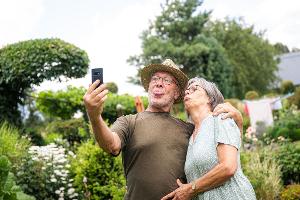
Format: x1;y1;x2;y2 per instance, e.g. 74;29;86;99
162;77;256;200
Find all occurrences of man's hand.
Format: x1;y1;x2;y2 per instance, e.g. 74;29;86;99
83;80;109;120
161;179;195;200
213;102;243;134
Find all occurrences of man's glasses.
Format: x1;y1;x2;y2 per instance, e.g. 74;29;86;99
150;76;176;86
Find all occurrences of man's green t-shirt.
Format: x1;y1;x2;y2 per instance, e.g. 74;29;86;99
111;111;194;200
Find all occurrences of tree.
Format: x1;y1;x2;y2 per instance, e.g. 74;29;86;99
0;38;89;126
106;82;118;94
128;0;234;97
273;42;290;55
36;86;86;120
206;18;279;98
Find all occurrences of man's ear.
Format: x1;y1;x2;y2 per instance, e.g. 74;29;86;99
174;88;180;101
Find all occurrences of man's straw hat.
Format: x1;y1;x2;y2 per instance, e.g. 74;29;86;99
140;59;188;103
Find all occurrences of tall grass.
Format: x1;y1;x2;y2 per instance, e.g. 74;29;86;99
242;148;283;200
0;122;31;173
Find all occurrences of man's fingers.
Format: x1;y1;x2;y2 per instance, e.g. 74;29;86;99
86;80;101;94
91;83;107;98
97;93;108;105
161;191;175;200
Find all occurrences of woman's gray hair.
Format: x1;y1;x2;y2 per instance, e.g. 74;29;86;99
187;77;224;110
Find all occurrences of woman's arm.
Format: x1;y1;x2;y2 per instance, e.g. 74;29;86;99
161;144;238;200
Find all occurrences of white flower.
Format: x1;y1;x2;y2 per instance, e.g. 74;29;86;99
50;178;57;183
58;197;64;200
83;176;87;183
55;190;60;194
67;188;75;195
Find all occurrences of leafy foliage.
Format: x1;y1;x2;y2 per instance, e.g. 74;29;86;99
70;140;125;200
106;82;118;94
245;90;259;100
128;0;234;97
281;80;295;94
0;38;89;125
273;42;290;55
288;86;300;109
0;122;31;174
0;155;35;200
36;86;86;120
266;108;300;142
276;143;300;185
206;18;278;98
44;118;90;148
35;86;148;125
280;184;300;200
16;144;78;200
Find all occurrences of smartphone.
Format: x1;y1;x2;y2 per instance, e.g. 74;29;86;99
91;68;103;88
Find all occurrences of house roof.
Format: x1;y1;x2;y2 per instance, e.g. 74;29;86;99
277;52;300;86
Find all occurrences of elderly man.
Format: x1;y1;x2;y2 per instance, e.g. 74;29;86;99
83;59;242;200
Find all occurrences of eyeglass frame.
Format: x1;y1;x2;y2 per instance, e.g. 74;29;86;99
150;75;179;86
185;84;204;94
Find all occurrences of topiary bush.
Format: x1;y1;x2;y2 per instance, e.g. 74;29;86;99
245;90;259;100
70;140;126;200
288;86;300;109
280;80;295;95
280;184;300;200
0;38;89;126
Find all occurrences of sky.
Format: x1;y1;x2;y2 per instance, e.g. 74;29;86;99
1;0;299;96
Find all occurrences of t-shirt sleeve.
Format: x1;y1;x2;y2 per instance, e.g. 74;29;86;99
214;116;241;150
111;114;135;151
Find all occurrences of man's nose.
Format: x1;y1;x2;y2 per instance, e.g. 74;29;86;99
155;78;164;86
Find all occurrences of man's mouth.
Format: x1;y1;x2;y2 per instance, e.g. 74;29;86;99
153;91;165;97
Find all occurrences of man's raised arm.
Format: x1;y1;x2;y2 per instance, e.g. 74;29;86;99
83;80;121;155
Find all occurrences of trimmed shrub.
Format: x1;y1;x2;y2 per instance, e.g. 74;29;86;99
280;184;300;200
288;86;300;109
245;91;259;100
70;140;126;200
280;80;295;94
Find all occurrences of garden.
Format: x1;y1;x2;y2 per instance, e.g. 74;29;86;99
1;1;300;199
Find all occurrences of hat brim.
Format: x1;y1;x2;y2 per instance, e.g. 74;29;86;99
141;63;188;103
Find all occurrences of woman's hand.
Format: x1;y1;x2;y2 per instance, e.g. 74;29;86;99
213;102;243;134
161;179;195;200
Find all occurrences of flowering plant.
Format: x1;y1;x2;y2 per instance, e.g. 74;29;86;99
16;143;80;200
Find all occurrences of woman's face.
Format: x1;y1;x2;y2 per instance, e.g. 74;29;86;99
184;82;211;111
